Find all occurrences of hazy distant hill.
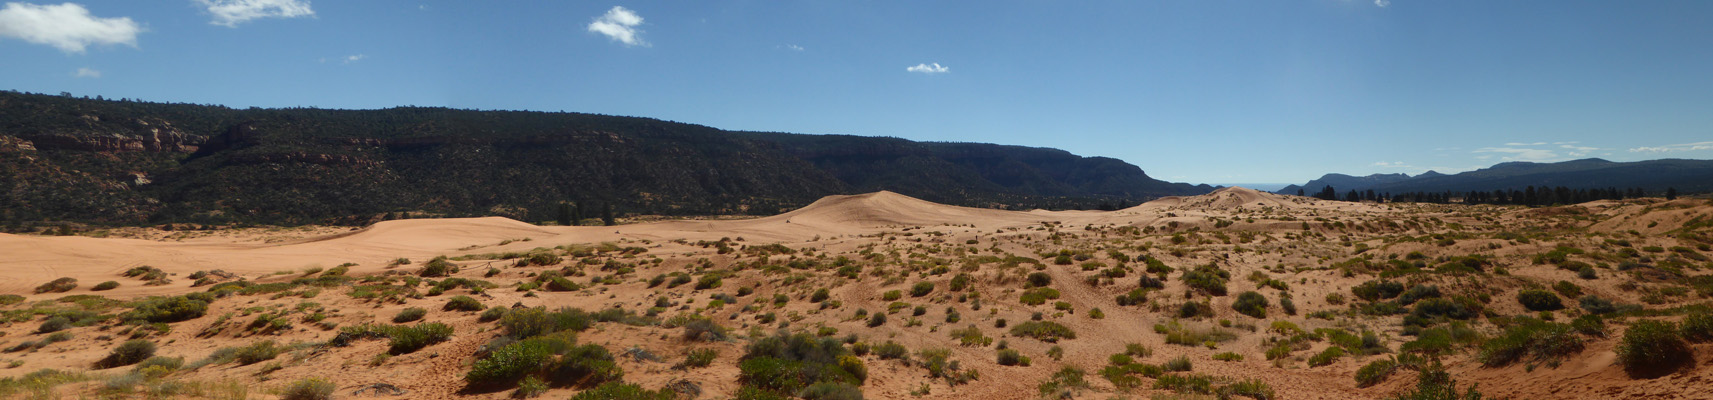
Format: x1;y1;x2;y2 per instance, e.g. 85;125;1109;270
1277;158;1713;196
0;91;1209;225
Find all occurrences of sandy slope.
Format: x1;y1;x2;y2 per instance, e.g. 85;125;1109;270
2;190;1711;399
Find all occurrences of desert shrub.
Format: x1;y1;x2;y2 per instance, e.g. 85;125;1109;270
1679;311;1713;342
1019;287;1061;306
681;318;728;341
1219;379;1276;400
695;274;723;290
684;348;718;368
122;296;209;323
1352;280;1405;301
1308;346;1346;367
1477;318;1582;367
1397;285;1440;305
94;340;155;369
1516;289;1564;311
1154;373;1214;395
874;341;908;360
1026;272;1053;288
551;344;623;387
34;278;77;294
500;307;595;339
1212;352;1243;361
738;332;863;398
810;288;830;303
949;325;992;347
1182;264;1229;296
37;316;72;334
1178;301;1214;318
387;323;453;354
280;377;335;400
1138;275;1165;289
1388;367;1486;400
866;312;886;327
1355;359;1397;387
419;257;456;277
465;334;576;387
1618;320;1691;377
996;348;1029;366
234;341;281;365
1232;291;1268;318
1280;297;1297;315
515;376;549;398
444;295;486;312
881;290;901;301
1010;321;1076;342
1115;288;1149;306
1163;355;1193;371
1552;281;1583;299
949;273;972;291
1037;366;1090;397
479;307;507;322
393;307;428;323
92;281;119;291
797;382;863;400
1325;293;1346;305
1571;314;1607;337
910;282;934;297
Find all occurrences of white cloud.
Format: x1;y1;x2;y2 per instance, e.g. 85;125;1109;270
0;2;140;54
195;0;314;27
1374;0;1390;7
907;63;949;74
1629;141;1713;153
1559;144;1598;157
784;44;803;51
72;67;99;78
343;54;364;63
1473;146;1560;162
587;6;646;47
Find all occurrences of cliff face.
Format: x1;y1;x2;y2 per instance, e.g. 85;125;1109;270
0;91;1208;225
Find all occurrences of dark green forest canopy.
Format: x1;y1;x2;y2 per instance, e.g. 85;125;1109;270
0;91;1210;226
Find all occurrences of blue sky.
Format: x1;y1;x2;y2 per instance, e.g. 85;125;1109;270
3;1;1711;185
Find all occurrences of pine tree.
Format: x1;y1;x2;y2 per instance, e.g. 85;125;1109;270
556;202;573;226
1667;187;1678;200
601;203;616;226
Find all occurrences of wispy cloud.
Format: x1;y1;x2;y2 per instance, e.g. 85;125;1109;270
343;54;364;63
73;67;99;78
1630;141;1713;153
1473;146;1561;162
196;0;314;27
1371;161;1411;168
0;2;140;54
907;63;949;74
782;44;803;51
588;6;647;47
1374;0;1390;7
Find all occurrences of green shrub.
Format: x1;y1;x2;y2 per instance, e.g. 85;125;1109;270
465;334;575;387
92;281;119;291
949;273;972;291
33;277;77;294
1212;352;1243;361
1163;355;1192;371
1552;281;1583;299
874;341;908;360
1352;280;1404;301
1388;367;1486;400
1232;291;1268;318
515;376;549;398
37;316;71;334
681;318;727;341
1154;373;1214;394
810;288;830;303
866;312;886;327
1026;272;1052;288
797;382;864;400
695;274;723;290
551;344;623;387
881;290;901;301
444;295;486;312
419;257;456;277
996;348;1029;366
1516;290;1564;311
1182;264;1229;296
910;282;934;297
122;296;209;323
1571;314;1607;337
738;332;862;397
1477;318;1582;367
1618;320;1690;377
1680;311;1713;342
280;377;336;400
1019;287;1061;305
684;348;718;368
566;381;676;400
1307;347;1345;367
1355;359;1397;387
234;341;281;365
1010;321;1077;342
388;323;453;354
478;307;507;322
393;307;427;323
94;340;155;369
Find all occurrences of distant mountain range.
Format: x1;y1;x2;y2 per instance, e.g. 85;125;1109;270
0;91;1210;225
1278;158;1713;196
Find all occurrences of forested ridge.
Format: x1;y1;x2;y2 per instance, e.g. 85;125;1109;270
0;90;1210;226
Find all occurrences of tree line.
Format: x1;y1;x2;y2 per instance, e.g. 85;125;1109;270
1300;185;1682;206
